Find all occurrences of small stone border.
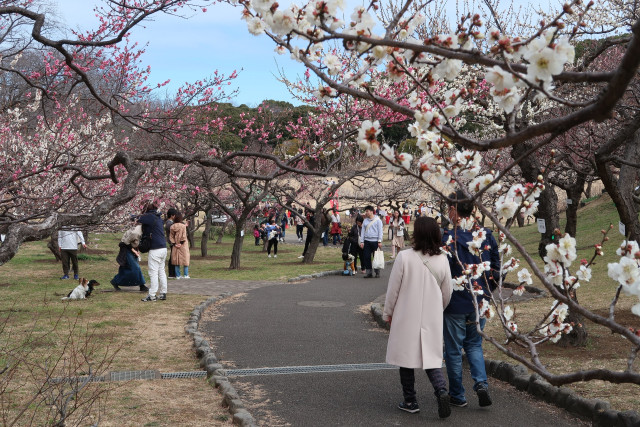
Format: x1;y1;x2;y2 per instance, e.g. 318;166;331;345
370;303;640;427
185;293;256;427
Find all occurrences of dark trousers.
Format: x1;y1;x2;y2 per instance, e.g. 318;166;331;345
167;245;176;277
296;225;304;239
302;231;314;256
351;248;363;271
361;240;379;272
267;238;278;255
255;237;260;246
399;367;447;403
61;249;79;276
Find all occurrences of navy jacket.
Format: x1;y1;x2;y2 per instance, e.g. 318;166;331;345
443;226;500;314
138;210;167;250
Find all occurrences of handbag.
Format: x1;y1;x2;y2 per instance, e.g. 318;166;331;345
403;227;410;240
138;232;152;253
372;248;385;269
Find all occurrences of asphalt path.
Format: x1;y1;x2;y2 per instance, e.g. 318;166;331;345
201;265;586;426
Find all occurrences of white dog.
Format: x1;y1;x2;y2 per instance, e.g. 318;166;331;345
62;278;100;300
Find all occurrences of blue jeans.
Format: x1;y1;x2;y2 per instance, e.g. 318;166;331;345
443;312;488;402
175;265;189;277
322;230;329;246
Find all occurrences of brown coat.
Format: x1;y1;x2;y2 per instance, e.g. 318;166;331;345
170;222;190;266
383;249;453;369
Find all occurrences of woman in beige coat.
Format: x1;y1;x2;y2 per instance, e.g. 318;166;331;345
169;213;191;279
383;216;453;418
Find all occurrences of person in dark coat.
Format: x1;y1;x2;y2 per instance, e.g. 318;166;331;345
111;243;146;290
137;201;168;302
343;216;364;273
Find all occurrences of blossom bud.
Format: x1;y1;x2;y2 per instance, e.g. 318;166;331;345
537;175;544;182
604;237;609;241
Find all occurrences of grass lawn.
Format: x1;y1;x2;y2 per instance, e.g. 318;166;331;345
0;232;343;426
483;194;640;412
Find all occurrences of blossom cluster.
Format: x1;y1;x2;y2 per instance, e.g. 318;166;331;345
608;241;640;316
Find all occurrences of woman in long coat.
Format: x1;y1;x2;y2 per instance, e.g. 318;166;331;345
388;209;406;258
383;216;453;418
170;213;191;278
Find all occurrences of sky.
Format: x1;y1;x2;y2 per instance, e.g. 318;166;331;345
52;0;534;108
53;1;305;107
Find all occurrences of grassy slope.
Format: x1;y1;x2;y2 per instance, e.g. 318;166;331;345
0;233;343;426
484;194;640;411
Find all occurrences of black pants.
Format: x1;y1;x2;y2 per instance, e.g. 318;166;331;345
399;367;447;403
361;240;379;272
350;248;363;271
267;238;278;255
167;245;176;277
296;225;304;239
255;237;260;246
61;249;79;276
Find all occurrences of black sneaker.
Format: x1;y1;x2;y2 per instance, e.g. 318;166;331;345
141;295;157;302
477;387;492;407
398;401;420;413
111;283;121;291
436;390;451;418
139;285;149;292
449;397;468;407
158;293;166;301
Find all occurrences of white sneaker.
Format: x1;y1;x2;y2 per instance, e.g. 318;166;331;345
184;275;190;279
298;255;304;259
274;255;277;258
268;254;272;258
176;276;182;280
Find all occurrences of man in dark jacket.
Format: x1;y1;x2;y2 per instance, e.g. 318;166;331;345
442;190;500;408
138;201;168;302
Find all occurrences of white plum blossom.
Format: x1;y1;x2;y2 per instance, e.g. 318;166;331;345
526;47;565;82
493;88;521;114
323;54;342;75
495;195;519;219
357;120;381;156
575;265;592;282
556;234;578;266
517;268;533;285
267;8;298;35
452;276;467;291
247;17;266;35
485;65;517;91
503;305;514;321
433;59;463;81
468;173;501;194
616;240;640;258
502;257;519;273
608;257;640;288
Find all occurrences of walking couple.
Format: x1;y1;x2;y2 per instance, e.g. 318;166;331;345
382;190;499;418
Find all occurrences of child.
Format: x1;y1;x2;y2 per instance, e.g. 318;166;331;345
342;252;356;276
253;224;261;246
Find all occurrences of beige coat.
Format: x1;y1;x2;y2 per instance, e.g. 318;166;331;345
383;249;453;369
170;223;190;266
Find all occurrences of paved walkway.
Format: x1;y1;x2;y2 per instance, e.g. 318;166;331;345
197;267;587;426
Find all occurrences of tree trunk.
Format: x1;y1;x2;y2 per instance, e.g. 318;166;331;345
186;217;196;249
302;232;322;263
564;175;586;238
201;217;211;257
584;181;592;199
516;213;524;227
47;234;62;262
216;222;226;244
557;290;588;347
512;144;559;258
229;218;247;270
596;129;640;241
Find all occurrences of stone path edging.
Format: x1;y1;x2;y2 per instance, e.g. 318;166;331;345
370;303;640;427
185;293;257;427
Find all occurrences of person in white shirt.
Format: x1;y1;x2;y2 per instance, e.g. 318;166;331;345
359;205;384;278
58;229;87;280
